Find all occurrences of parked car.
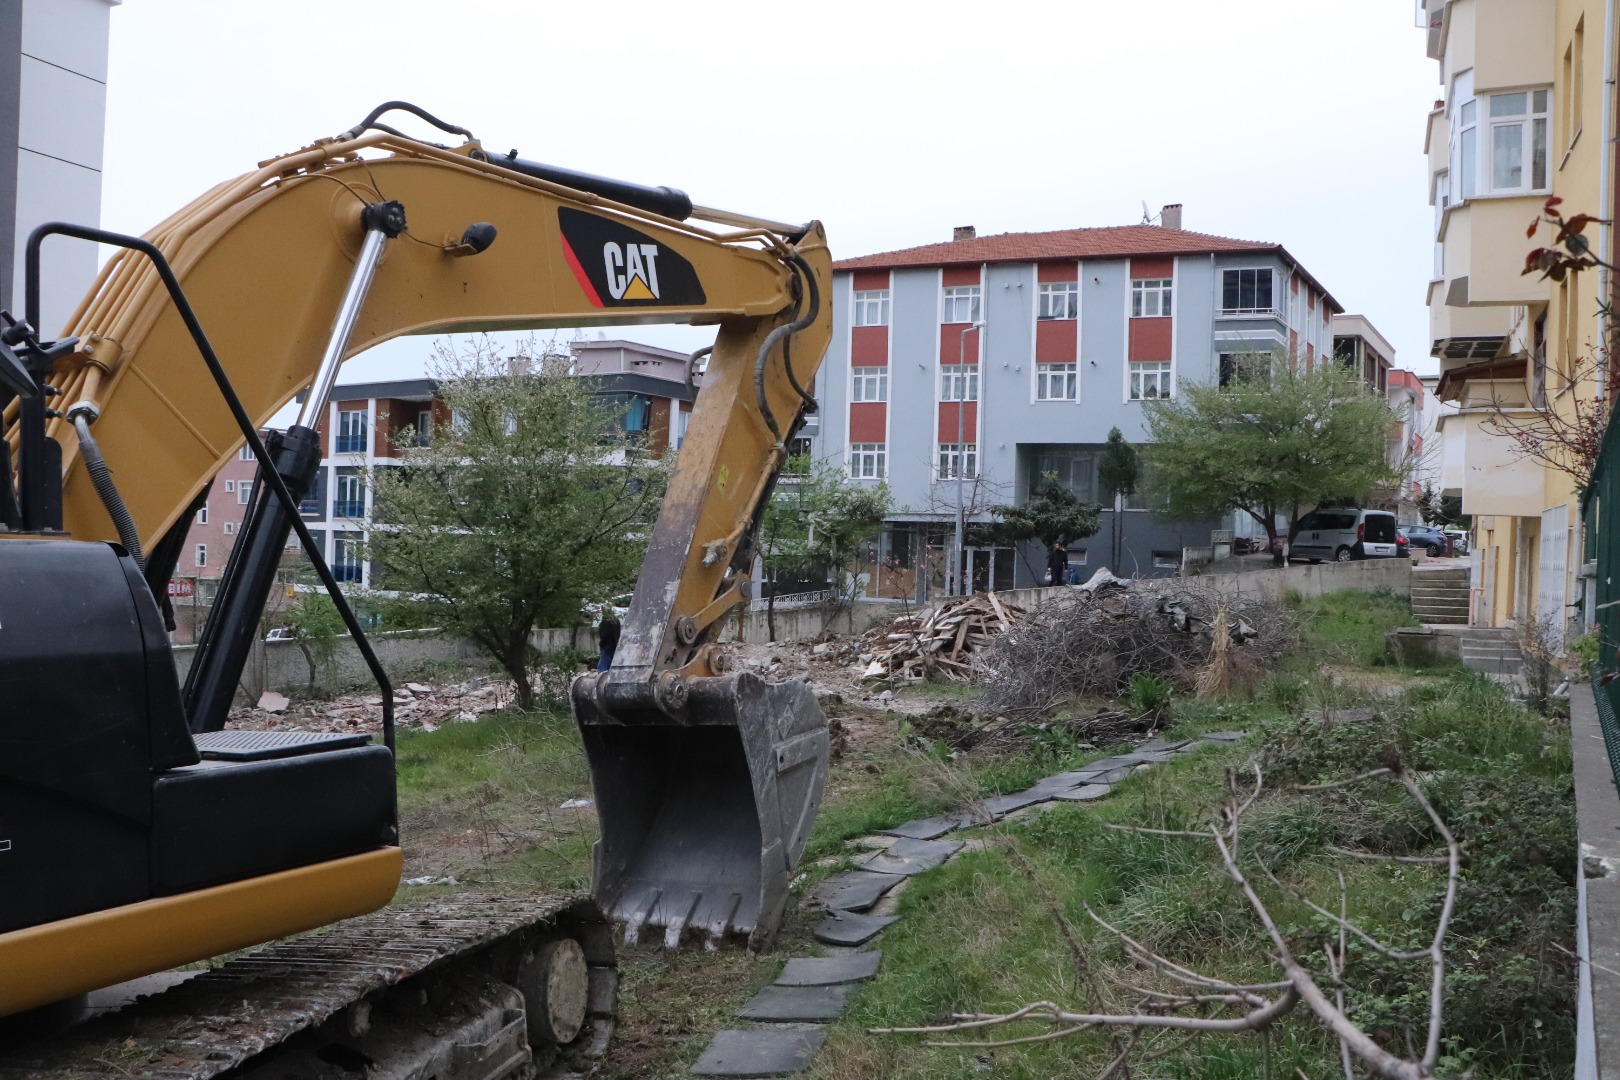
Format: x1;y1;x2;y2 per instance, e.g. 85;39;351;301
1401;524;1452;557
1444;529;1469;555
1290;508;1401;562
1395;529;1410;559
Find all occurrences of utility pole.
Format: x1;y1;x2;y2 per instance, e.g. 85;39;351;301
952;322;984;596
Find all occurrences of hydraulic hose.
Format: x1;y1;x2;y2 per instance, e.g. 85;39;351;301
753;253;822;443
72;412;144;570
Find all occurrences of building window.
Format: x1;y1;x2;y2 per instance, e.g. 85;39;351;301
1219;353;1272;387
197;502;208;525
853;289;890;327
942;285;981;324
1219;268;1275;315
939;364;979;401
333;533;363;583
786;436;813;461
1487;90;1549;193
849;443;886;479
1037;281;1078;320
852;365;889;403
1459;96;1478;197
333;469;364;518
223;480;236;493
236;480;253;505
223;521;236;536
414;409;433;447
675;407;690;449
195;544;207;568
238;444;255;462
1130;278;1172;318
1036;362;1077;400
937;443;978;480
336;409;368;454
1129;360;1173;400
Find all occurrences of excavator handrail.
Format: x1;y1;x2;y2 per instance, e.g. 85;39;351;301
23;221;396;751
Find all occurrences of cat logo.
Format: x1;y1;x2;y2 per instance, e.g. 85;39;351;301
603;242;661;301
558;207;706;308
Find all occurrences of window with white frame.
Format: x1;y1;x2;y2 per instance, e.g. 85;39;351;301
236;480;253;505
1036;362;1077;400
1130;278;1172;317
223;521;236;536
197;502;209;525
849;443;886;479
1458;97;1478;197
1037;281;1078;320
937;443;978;480
1129;360;1173;400
1487;89;1549;193
238;445;255;461
852;365;888;402
675;407;690;449
336;409;367;454
195;544;207;568
223;480;236;493
939;364;979;401
1433;170;1449;278
853;289;890;327
941;285;981;324
1219;268;1275;315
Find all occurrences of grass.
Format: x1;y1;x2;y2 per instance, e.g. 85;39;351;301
1292;587;1420;667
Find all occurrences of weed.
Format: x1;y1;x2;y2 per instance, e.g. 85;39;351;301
1125;672;1174;724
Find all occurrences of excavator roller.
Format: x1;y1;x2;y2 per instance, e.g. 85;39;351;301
571;671;829;950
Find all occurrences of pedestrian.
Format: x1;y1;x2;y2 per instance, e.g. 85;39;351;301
1047;542;1069;587
597;616;620;673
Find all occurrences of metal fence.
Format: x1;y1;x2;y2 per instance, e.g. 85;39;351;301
1584;418;1620;787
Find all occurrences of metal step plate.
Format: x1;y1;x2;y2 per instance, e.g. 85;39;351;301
194;730;371;761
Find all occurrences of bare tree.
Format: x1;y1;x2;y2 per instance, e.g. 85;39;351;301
873;760;1461;1080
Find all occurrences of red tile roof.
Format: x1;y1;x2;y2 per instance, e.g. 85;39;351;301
833;225;1343;313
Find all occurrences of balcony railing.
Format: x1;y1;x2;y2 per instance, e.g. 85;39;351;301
332;500;365;518
332;563;363;583
335;434;366;454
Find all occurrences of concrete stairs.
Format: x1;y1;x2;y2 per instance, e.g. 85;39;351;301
1411;567;1470;625
1457;630;1524;675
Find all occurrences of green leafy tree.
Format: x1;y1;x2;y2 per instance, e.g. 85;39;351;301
758;457;891;640
369;339;666;709
285;588;345;694
1141;352;1397;565
1098;427;1139;570
981;473;1100;582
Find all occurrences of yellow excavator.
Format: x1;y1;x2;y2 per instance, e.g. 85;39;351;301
0;102;831;1077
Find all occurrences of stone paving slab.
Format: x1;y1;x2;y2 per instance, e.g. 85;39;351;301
1200;730;1249;742
1051;783;1112;802
807;871;904;912
736;983;855;1022
878;812;974;840
1134;738;1192;753
691;1028;825;1076
1077;765;1136;785
814;909;900;946
982;790;1050;817
857;837;964;876
777;950;883;986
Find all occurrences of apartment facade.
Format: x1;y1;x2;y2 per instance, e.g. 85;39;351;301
813;213;1343;594
1419;0;1603;634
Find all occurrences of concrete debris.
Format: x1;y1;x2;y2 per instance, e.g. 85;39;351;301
225;674;521;737
559;797;593;810
403;875;459;886
1078;567;1131;593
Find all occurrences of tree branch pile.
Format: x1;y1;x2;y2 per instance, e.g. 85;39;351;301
977;581;1297;715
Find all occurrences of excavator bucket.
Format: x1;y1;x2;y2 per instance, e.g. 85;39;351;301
570;671;829;950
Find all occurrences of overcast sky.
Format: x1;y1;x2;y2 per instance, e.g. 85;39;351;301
101;1;1440;384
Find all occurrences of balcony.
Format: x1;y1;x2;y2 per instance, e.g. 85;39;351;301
332;500;366;519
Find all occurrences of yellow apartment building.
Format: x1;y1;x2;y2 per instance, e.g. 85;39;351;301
1421;0;1609;639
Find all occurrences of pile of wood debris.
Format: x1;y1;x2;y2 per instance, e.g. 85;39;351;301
858;592;1026;681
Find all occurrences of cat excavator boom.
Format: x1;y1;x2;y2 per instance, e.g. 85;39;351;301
0;102;832;1077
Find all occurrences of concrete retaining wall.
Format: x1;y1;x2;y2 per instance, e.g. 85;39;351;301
177;560;1409;702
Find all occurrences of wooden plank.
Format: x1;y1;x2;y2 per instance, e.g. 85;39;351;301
987;592;1011;631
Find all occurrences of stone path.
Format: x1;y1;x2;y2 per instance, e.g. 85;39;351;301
687;730;1246;1076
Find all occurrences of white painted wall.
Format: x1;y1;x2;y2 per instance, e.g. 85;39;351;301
14;0;114;335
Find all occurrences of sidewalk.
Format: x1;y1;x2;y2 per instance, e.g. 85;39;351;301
1572;686;1620;1077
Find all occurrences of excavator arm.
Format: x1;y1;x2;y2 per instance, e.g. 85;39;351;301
0;106;832;991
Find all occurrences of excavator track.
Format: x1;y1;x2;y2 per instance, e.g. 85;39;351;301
0;893;617;1080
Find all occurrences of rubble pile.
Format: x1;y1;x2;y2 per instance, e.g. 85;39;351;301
227;675;516;735
855;592;1026;681
978;576;1296;715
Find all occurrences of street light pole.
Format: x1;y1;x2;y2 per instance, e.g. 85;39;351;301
953;321;984;596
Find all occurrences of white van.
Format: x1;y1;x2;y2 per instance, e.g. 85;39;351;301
1290;509;1400;562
